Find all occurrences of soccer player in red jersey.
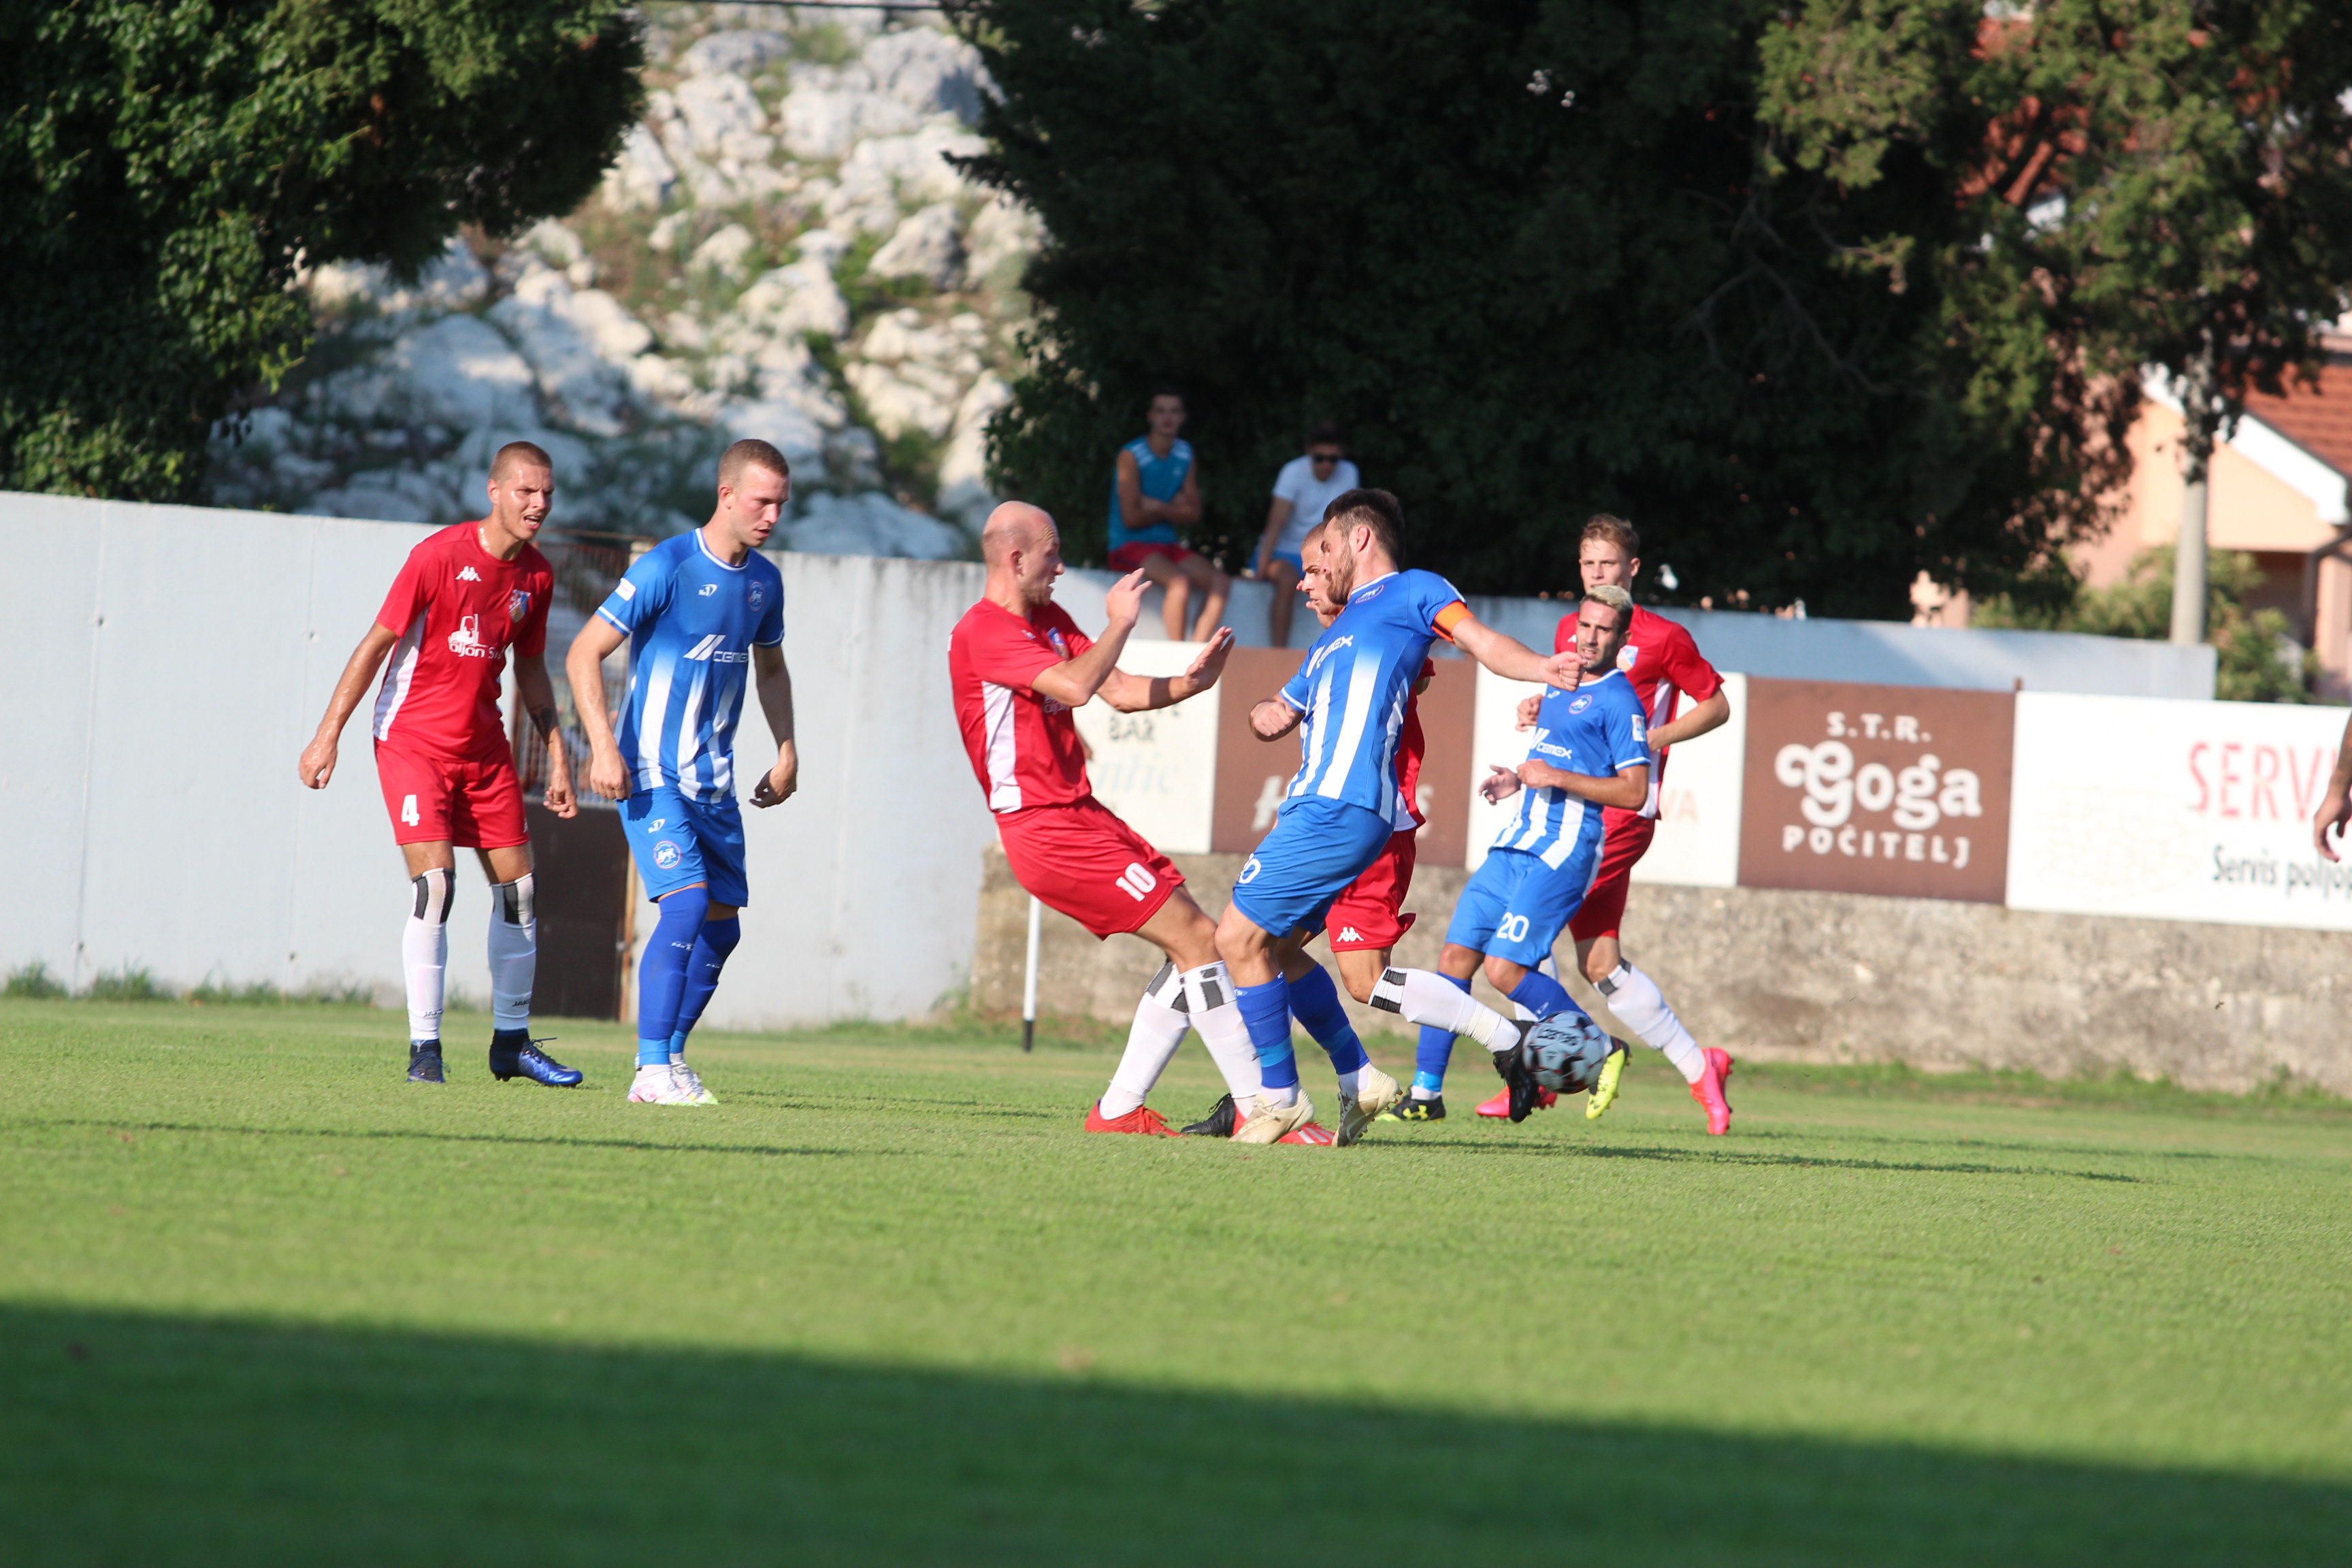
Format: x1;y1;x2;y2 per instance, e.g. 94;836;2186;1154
297;442;583;1088
1482;513;1734;1132
949;502;1274;1136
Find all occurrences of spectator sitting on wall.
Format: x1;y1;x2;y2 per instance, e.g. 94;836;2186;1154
1107;387;1228;642
1250;421;1360;647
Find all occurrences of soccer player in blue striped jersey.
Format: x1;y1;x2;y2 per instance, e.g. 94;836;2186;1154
1220;489;1584;1141
1409;585;1652;1117
567;438;800;1107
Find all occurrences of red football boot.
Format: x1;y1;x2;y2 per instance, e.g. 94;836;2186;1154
1277;1122;1337;1145
1474;1086;1558;1118
1688;1048;1734;1136
1085;1102;1179;1136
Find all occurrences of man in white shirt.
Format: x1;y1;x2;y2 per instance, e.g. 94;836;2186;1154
1249;422;1360;647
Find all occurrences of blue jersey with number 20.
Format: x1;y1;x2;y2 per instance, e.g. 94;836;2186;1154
1279;568;1467;819
595;531;785;804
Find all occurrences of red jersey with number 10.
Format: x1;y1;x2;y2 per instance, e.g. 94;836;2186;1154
949;598;1098;813
1553;604;1722;817
371;522;553;762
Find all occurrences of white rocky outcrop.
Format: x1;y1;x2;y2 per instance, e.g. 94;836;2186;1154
216;19;1040;562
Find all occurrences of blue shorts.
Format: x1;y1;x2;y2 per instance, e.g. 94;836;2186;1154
621;784;748;906
1230;798;1396;939
1269;549;1305;574
1445;847;1597;967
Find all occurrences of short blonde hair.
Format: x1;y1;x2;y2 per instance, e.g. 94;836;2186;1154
1582;583;1633;617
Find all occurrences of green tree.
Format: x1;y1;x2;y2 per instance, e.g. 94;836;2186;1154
1974;545;2317;702
0;0;644;503
951;0;2352;615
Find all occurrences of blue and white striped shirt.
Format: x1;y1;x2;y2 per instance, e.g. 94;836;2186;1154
595;531;785;803
1497;670;1649;868
1279;569;1466;819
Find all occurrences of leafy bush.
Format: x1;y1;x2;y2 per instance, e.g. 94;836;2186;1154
5;961;68;999
85;966;172;1002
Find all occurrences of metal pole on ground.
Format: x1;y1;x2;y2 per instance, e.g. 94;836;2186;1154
1021;896;1042;1053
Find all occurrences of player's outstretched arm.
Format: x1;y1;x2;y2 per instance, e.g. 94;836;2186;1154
2315;710;2352;860
1097;626;1236;712
1450;611;1578;689
1651;688;1730;749
565;617;632;802
1030;569;1148;710
748;644;798;808
1518;760;1648;811
297;624;399;789
512;652;576;819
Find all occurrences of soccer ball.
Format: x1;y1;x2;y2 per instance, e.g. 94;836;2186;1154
1524;1013;1613;1095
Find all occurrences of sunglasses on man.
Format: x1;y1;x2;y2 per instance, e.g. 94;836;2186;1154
1308;451;1343;466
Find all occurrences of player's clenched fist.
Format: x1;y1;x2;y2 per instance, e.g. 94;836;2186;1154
298;736;337;789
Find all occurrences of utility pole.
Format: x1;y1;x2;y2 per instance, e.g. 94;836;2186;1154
2170;345;2219;647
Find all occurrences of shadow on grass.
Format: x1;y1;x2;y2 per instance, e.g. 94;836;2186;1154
2;1305;2340;1566
10;1118;857;1163
1388;1134;2145;1183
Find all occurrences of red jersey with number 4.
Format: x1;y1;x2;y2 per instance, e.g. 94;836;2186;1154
1554;605;1722;816
949;598;1098;812
371;523;553;762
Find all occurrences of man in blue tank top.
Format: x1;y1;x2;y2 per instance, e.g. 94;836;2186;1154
1107;387;1229;641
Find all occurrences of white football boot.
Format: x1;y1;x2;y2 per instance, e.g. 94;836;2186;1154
668;1058;717;1105
1337;1064;1401;1147
627;1064;700;1105
1233;1090;1316;1144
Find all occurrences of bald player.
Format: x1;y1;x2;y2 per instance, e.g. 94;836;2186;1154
298;440;583;1089
949;502;1275;1135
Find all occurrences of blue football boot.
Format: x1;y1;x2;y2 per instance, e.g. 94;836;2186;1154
489;1030;584;1087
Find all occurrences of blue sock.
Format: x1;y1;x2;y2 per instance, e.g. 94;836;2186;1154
636;887;709;1067
1286;964;1368;1075
1507;968;1586;1023
1415;973;1474;1093
1237;977;1298;1092
667;915;740;1056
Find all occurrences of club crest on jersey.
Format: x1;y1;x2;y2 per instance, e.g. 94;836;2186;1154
1569;694;1593;714
446;614;492;657
749;582;765;608
508;589;532;622
1047;629;1069;657
653;840;683;871
1617;642;1638;672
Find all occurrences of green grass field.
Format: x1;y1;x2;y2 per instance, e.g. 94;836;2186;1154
4;998;2349;1564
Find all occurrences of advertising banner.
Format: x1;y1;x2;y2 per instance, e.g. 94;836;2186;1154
1737;677;2013;903
1072;638;1220;855
2006;692;2352;930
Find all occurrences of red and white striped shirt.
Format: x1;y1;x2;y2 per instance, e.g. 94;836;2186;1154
371;523;552;762
1552;605;1722;819
948;598;1097;813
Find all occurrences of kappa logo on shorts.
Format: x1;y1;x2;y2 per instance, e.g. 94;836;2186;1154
653;840;683;870
1337;926;1365;943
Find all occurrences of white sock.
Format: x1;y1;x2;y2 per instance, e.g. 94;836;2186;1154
1181;961;1264;1105
1337;1067;1362;1097
1262;1082;1298;1108
487;873;536;1031
1599;962;1705;1083
1371;966;1521;1051
1100;963;1192;1118
402;869;452;1042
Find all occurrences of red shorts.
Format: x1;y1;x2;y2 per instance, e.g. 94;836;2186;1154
1566;811;1656;942
375;742;527;849
1107;541;1196;572
1324;829;1418;951
998;796;1182;940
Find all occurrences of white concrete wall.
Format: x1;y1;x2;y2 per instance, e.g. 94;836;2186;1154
0;490;2234;1026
